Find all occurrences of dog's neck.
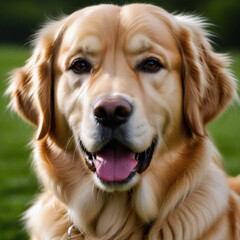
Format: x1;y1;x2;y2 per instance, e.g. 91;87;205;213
67;218;155;239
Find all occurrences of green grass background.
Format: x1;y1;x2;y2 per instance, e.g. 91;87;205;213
0;45;239;239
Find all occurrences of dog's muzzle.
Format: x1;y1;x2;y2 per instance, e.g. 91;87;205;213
80;96;157;185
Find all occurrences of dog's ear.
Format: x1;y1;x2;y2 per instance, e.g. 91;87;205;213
7;21;62;140
175;16;237;136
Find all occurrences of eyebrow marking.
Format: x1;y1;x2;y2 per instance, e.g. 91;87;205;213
63;35;103;70
66;35;103;59
126;34;151;55
126;34;171;69
78;36;103;55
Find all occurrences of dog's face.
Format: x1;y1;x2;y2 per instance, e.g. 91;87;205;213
8;4;235;196
54;5;183;191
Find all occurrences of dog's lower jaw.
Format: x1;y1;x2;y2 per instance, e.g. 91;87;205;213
93;172;140;192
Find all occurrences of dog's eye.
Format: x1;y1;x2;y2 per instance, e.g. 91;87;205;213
137;58;162;73
70;59;92;74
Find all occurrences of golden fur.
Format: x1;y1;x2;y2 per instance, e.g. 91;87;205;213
7;4;240;240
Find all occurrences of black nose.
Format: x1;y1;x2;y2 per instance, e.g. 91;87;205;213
93;97;132;128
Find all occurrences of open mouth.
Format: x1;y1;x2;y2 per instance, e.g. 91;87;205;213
80;138;157;184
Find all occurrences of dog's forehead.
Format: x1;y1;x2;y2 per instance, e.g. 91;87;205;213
120;4;177;53
61;5;119;53
61;4;177;57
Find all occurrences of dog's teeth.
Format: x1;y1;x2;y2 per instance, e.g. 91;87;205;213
87;158;96;171
135;153;140;160
135;152;146;162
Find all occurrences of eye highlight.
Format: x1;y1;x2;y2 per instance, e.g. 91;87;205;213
136;58;163;73
70;59;92;74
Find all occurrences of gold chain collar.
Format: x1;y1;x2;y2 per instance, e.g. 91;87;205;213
67;224;83;239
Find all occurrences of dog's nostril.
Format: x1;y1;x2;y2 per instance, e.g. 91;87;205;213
115;106;130;119
94;107;107;121
93;97;132;128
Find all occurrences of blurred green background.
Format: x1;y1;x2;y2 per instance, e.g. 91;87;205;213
0;0;239;239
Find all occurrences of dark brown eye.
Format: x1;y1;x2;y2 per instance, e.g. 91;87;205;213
137;58;162;73
71;59;92;74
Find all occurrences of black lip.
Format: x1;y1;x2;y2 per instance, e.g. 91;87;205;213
79;138;158;181
135;138;158;173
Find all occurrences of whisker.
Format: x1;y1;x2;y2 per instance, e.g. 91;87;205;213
64;134;75;153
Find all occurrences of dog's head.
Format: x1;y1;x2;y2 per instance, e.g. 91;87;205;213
8;4;236;194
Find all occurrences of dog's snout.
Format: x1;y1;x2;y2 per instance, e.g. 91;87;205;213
93;97;132;128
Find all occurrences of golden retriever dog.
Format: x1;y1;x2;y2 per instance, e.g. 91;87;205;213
7;3;240;240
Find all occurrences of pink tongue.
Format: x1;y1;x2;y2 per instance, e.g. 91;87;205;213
93;144;137;182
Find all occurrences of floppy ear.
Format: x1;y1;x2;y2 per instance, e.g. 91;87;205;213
7;21;61;140
175;15;237;136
